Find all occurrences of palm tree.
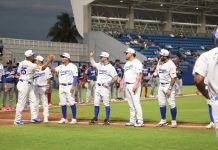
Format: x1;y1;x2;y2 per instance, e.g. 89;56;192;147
47;12;81;43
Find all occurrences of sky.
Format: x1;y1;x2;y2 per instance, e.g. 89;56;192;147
0;0;73;41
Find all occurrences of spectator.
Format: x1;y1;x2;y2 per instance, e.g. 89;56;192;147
141;62;150;98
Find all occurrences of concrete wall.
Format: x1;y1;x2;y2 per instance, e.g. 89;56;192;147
85;31;147;62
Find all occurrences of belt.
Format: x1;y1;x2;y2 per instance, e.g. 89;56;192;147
60;83;72;86
160;83;169;85
19;79;31;84
126;82;134;84
97;83;104;86
36;85;47;87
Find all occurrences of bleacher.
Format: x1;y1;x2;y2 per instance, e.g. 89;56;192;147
114;33;215;71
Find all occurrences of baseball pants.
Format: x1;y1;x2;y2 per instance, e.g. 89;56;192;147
86;81;95;102
150;77;159;96
158;84;176;108
15;81;38;121
59;85;75;105
175;78;183;95
125;83;143;124
77;83;83;103
2;83;14;106
34;85;49;119
211;99;218;136
94;85;110;106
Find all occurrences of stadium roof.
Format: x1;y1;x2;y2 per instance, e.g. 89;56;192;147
93;0;218;16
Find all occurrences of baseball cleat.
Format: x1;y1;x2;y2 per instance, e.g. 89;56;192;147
103;119;110;125
58;118;68;124
14;120;25;125
31;118;42;123
89;117;98;125
171;120;177;128
43;117;48;123
134;122;144;127
125;122;135;126
206;122;214;129
156;119;168;127
69;118;77;125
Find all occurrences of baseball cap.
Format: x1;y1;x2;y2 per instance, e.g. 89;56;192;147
124;48;136;54
159;49;170;56
24;49;36;57
60;52;70;59
6;60;12;64
35;55;44;62
99;52;109;58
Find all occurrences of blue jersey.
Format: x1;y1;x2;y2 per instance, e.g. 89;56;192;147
115;67;124;78
3;67;16;83
142;67;150;80
78;67;86;80
85;67;97;81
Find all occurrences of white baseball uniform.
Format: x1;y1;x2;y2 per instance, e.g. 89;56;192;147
92;62;117;106
156;59;177;108
33;67;52;120
55;63;78;105
193;47;218;130
15;60;40;122
124;58;143;124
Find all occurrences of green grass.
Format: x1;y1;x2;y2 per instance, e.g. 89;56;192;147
51;95;209;124
0;125;218;150
2;85;217;150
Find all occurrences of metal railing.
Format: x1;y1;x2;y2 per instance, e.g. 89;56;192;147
0;37;88;63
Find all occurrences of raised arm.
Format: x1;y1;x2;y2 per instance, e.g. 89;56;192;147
90;51;97;67
41;55;55;71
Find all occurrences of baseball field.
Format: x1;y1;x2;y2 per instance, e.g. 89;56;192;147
0;85;218;150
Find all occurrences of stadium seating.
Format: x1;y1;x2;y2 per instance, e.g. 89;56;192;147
113;33;215;72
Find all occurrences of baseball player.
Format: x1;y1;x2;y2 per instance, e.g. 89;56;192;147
33;56;52;123
149;62;158;98
2;60;16;110
193;28;218;130
114;60;124;100
141;62;150;98
51;52;78;124
193;37;218;136
120;48;144;127
155;49;177;128
89;51;118;125
85;62;97;103
77;65;86;103
175;60;183;96
14;50;54;125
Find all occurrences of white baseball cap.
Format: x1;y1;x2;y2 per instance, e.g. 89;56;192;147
25;49;36;57
99;52;109;58
35;55;44;62
124;48;136;54
160;49;170;56
60;52;70;59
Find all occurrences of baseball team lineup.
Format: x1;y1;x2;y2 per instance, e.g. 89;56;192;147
5;29;217;133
